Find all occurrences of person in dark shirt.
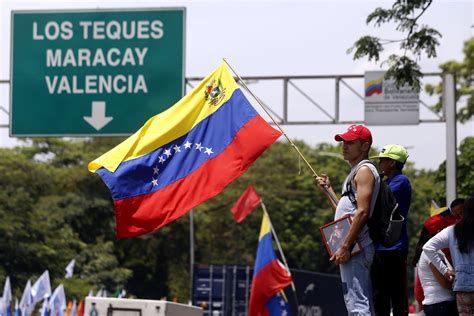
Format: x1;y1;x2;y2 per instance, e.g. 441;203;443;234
370;144;412;316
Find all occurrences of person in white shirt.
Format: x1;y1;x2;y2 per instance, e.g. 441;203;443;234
418;250;457;315
423;196;474;316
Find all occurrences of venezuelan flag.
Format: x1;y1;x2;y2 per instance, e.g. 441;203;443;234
430;205;449;217
249;212;292;316
88;63;282;238
265;290;292;316
365;77;383;97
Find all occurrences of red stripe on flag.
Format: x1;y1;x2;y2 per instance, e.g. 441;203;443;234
366;87;382;97
114;115;281;238
249;260;292;316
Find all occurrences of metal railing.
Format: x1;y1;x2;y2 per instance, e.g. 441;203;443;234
1;72;445;129
185;72;445;126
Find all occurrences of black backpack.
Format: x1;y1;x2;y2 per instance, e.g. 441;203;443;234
343;160;404;247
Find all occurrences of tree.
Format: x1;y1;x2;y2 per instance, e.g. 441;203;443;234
348;0;441;90
434;136;474;203
0;137;448;304
425;37;474;123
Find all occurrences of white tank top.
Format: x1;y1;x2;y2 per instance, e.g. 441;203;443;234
335;160;380;247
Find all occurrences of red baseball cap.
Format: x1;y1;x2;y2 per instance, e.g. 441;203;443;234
335;124;373;145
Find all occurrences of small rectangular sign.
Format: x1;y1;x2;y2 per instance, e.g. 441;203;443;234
364;71;419;125
10;8;185;136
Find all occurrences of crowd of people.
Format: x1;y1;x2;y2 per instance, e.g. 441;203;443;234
315;124;473;316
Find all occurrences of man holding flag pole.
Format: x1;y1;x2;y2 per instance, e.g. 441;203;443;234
88;58;340;314
315;125;380;315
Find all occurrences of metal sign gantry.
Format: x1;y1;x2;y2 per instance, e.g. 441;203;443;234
0;72;458;203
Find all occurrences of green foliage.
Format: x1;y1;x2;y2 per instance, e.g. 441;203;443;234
349;0;440;90
384;55;423;90
1;136;467;304
456;137;474;196
425;37;474;123
401;27;441;58
347;36;383;62
62;278;93;300
434;136;474;204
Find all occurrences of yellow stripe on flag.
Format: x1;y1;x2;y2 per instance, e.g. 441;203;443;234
365;77;383;89
259;211;271;240
88;63;239;172
430;206;448;216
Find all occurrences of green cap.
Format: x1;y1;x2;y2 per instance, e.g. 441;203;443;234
371;144;409;163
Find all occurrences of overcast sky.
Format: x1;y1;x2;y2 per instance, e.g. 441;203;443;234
0;0;472;170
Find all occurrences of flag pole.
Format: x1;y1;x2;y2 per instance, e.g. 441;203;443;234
261;202;299;308
223;58;339;205
189;208;195;302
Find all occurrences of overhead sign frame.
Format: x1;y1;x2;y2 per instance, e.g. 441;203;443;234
10;7;186;136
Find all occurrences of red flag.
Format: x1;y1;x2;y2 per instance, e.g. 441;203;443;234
231;185;261;223
76;300;84;316
424;213;459;235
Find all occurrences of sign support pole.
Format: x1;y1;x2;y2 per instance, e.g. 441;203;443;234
443;73;457;204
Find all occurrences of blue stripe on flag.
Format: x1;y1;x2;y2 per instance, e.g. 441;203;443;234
97;89;257;200
253;232;277;276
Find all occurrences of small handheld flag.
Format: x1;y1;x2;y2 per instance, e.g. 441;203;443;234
31;271;51;306
65;259;75;279
13;300;19;316
49;285;66;316
19;280;32;316
76;301;84;316
231;185;261;223
0;277;11;316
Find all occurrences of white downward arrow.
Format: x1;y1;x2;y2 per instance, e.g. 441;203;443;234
83;101;113;131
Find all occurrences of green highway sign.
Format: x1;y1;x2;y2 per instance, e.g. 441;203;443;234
10;8;185;136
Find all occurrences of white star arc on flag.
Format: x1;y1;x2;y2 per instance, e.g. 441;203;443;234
204;147;214;156
152;141;216;179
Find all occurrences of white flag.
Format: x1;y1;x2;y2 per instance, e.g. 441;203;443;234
14;299;19;316
65;259;75;279
48;285;66;316
0;277;12;316
117;290;126;299
40;299;48;316
19;280;32;316
31;271;51;306
70;300;77;316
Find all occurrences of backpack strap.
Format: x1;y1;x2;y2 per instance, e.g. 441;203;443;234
342;159;376;207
